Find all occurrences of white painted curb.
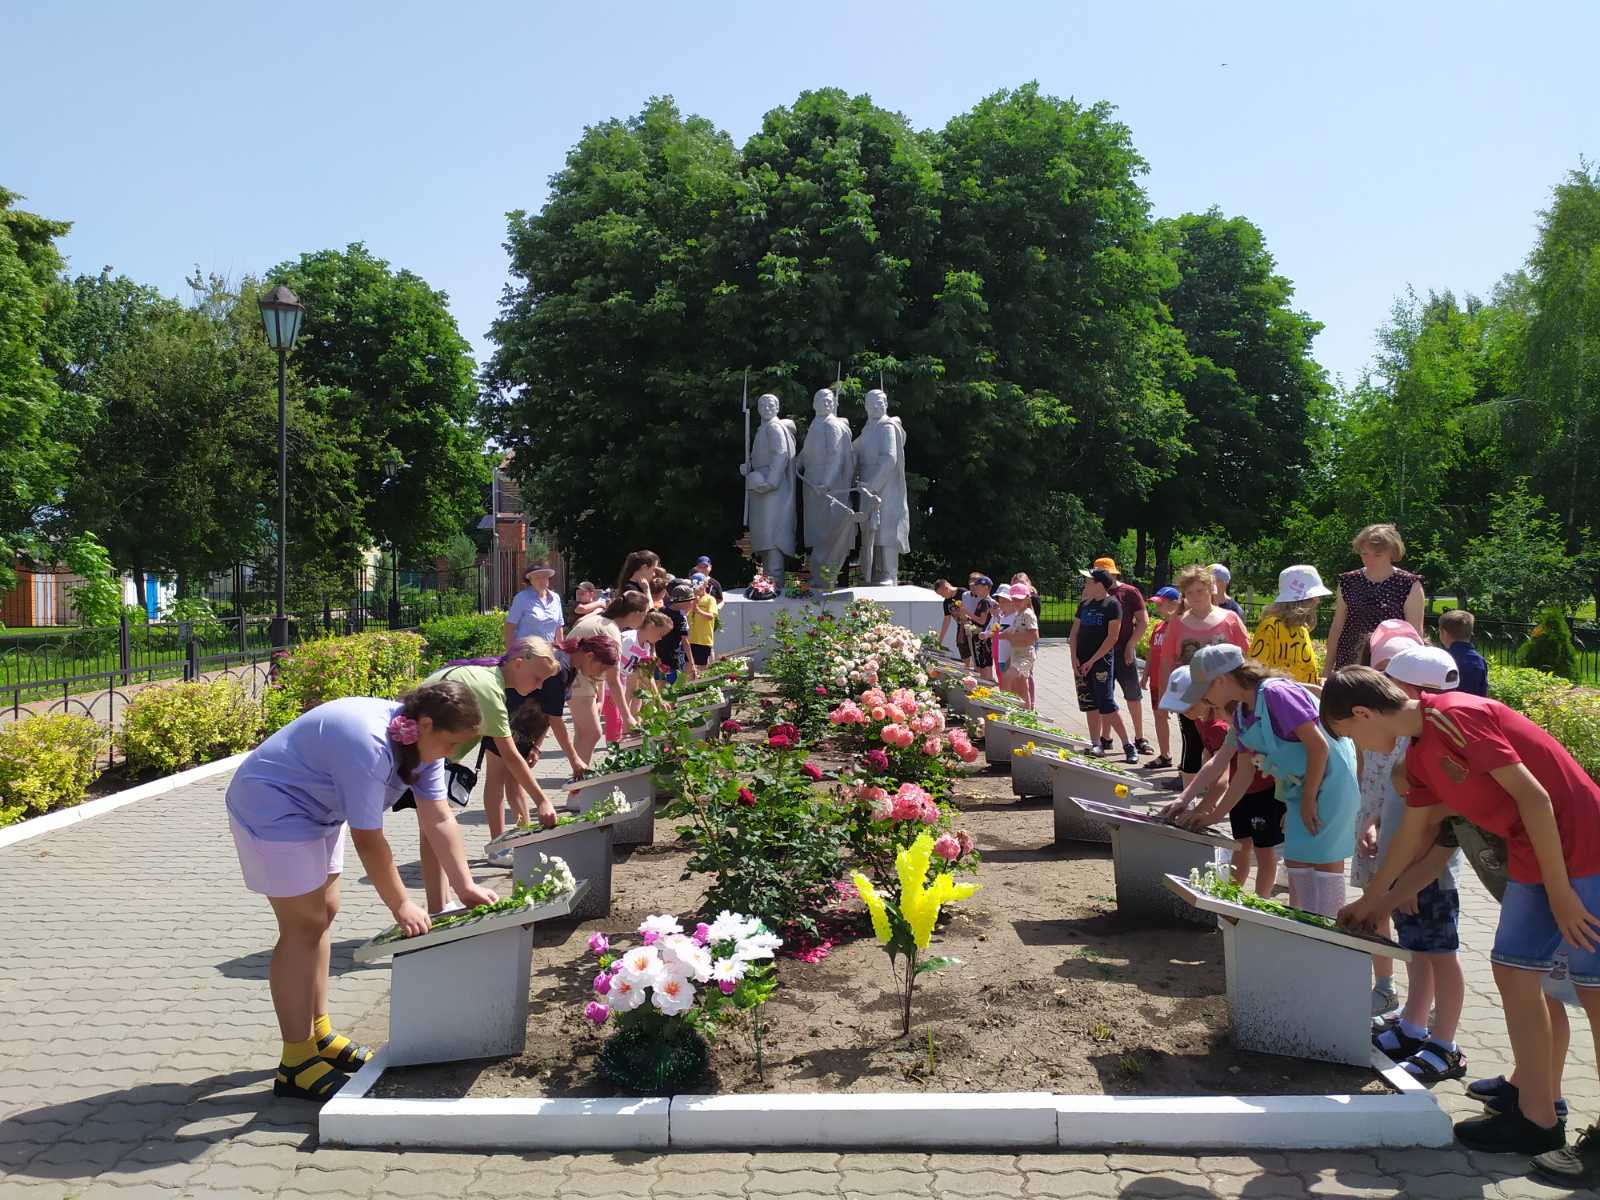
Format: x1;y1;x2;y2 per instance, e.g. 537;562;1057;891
320;1049;1450;1151
0;751;248;851
670;1091;1059;1148
320;1046;670;1149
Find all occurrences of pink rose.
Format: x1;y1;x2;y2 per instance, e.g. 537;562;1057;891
923;736;944;757
933;834;961;861
863;748;889;773
880;724;903;746
738;787;757;807
815;685;828;695
870;706;887;722
585;1001;610;1026
721;719;743;734
801;762;824;781
956;830;974;856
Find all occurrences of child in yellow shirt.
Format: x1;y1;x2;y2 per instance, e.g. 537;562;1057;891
687;573;721;674
1249;565;1330;685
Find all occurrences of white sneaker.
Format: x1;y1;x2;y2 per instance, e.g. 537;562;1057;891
1371;980;1399;1017
485;846;514;869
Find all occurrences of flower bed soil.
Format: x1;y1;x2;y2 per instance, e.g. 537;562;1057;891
368;762;1385;1101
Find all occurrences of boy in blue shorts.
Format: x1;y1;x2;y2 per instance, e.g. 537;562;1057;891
1070;568;1135;764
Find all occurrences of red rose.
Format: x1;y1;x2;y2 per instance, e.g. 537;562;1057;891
814;685;828;696
737;787;757;807
800;762;824;781
863;748;889;773
767;734;794;751
721;719;743;734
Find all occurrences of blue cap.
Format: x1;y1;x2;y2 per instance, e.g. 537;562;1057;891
1153;586;1180;601
972;575;993;588
695;556;711;565
690;572;708;583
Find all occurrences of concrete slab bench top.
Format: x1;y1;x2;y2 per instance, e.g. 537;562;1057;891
481;799;651;857
1162;873;1410;958
353;883;587;964
1074;799;1232;927
1074;798;1235;849
565;763;658;794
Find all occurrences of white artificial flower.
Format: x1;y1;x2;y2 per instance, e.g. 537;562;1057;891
638;914;684;938
711;957;747;985
660;934;714;983
536;854;576;894
705;911;754;943
615;944;665;987
735;930;783;962
651;971;697;1016
608;971;648;1011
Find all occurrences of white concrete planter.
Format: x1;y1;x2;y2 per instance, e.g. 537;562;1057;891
568;766;657;847
1070;798;1232;927
1165;874;1413;1068
964;698;1010;735
670;1092;1059;1148
353;884;585;1068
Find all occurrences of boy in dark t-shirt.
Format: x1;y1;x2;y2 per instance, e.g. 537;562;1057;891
1070;569;1135;763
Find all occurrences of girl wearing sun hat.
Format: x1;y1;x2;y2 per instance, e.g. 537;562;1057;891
1248;565;1332;685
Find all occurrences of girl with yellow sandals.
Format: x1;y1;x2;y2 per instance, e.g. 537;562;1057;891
224;679;498;1102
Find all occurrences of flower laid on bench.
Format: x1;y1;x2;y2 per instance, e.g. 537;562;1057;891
371;870;575;947
1187;863;1337;932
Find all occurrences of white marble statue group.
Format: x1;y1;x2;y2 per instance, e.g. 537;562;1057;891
740;386;909;587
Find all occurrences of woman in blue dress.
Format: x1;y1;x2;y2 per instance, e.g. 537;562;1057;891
1171;644;1360;917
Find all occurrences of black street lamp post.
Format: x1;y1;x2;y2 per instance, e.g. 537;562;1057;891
382;451;403;627
258;284;305;649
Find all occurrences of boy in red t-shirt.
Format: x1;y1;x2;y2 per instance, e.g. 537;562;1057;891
1323;666;1600;1166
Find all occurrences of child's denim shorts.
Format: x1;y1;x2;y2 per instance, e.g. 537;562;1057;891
1492;874;1600;986
1394;881;1460;953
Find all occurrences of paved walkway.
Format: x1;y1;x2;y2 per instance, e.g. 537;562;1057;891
0;645;1593;1198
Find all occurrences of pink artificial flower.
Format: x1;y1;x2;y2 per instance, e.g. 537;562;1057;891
922;736;944;757
584;1001;610;1026
387;714;420;745
933;833;961;862
593;971;613;995
588;932;610;955
801;762;824;781
719;979;737;995
693;923;711;946
641;930;660;946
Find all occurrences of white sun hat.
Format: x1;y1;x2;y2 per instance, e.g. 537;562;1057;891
1274;564;1333;603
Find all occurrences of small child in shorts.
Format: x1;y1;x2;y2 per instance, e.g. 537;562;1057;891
997;588;1040;708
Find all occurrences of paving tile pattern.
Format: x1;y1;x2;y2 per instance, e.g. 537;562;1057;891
0;643;1594;1197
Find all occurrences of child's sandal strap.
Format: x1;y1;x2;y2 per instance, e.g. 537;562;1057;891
317;1033;374;1071
273;1057;350;1101
1402;1042;1467;1085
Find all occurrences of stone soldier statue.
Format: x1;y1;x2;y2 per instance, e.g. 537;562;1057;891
796;387;855;585
852;388;909;586
739;392;798;582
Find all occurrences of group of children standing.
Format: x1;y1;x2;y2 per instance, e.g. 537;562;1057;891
935;571;1042;709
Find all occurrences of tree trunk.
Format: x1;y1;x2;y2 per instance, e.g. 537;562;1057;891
1153;528;1174;590
1134;528;1149;582
131;561;147;618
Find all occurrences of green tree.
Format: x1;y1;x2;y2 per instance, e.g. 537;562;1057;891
268;245;489;563
0;188;80;589
61;533;123;628
61;272;364;599
1134;209;1329;583
1523;603;1581;680
1457;479;1590;620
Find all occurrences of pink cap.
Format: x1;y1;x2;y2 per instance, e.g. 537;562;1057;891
1368;619;1422;670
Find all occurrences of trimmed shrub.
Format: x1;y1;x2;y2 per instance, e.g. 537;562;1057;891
262;630;425;729
1488;664;1600;782
120;679;264;775
420;611;507;666
1487;665;1567;715
1522;604;1581;681
0;714;106;827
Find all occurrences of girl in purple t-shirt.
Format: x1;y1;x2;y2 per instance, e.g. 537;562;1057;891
224;680;496;1104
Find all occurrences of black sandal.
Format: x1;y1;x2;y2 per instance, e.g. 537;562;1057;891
317;1033;375;1072
1148;755;1173;769
1402;1040;1467;1086
273;1057;351;1102
1372;1023;1426;1063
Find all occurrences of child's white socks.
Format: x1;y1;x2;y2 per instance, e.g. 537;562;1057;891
1287;867;1316;911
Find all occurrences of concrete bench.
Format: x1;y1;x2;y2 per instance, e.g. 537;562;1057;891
1005;747;1147;843
483;800;649;920
997;725;1094;783
1070;798;1232;927
353;883;586;1067
1164;874;1412;1067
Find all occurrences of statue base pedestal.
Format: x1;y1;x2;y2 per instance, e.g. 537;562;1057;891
715;584;945;667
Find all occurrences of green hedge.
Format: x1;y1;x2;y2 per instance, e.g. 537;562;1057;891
120;679;264;775
420;611;506;667
1488;665;1600;781
263;630;425;731
0;714;106;828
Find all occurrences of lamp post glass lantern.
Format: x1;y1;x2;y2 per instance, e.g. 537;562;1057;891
258;284;304;648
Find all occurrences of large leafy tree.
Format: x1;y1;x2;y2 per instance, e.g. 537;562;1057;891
0;188;80;590
268;244;488;561
1133;209;1327;583
61;272;363;600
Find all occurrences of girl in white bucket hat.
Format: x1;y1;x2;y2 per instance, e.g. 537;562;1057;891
1247;565;1332;685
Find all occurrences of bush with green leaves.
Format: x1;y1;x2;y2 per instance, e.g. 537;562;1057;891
666;738;849;938
0;714;106;827
119;679;264;775
262;631;425;729
1522;604;1581;681
161;595;227;642
1487;665;1567;715
1488;664;1600;782
419;610;506;666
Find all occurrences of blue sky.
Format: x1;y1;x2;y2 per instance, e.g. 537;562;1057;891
5;1;1596;389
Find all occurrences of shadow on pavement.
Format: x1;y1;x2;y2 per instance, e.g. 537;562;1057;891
214;937;379;979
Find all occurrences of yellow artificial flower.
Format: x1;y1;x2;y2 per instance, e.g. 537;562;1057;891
971;687;990;699
1114;784;1130;798
1013;745;1029;757
853;872;891;944
985;712;997;721
895;833;980;950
